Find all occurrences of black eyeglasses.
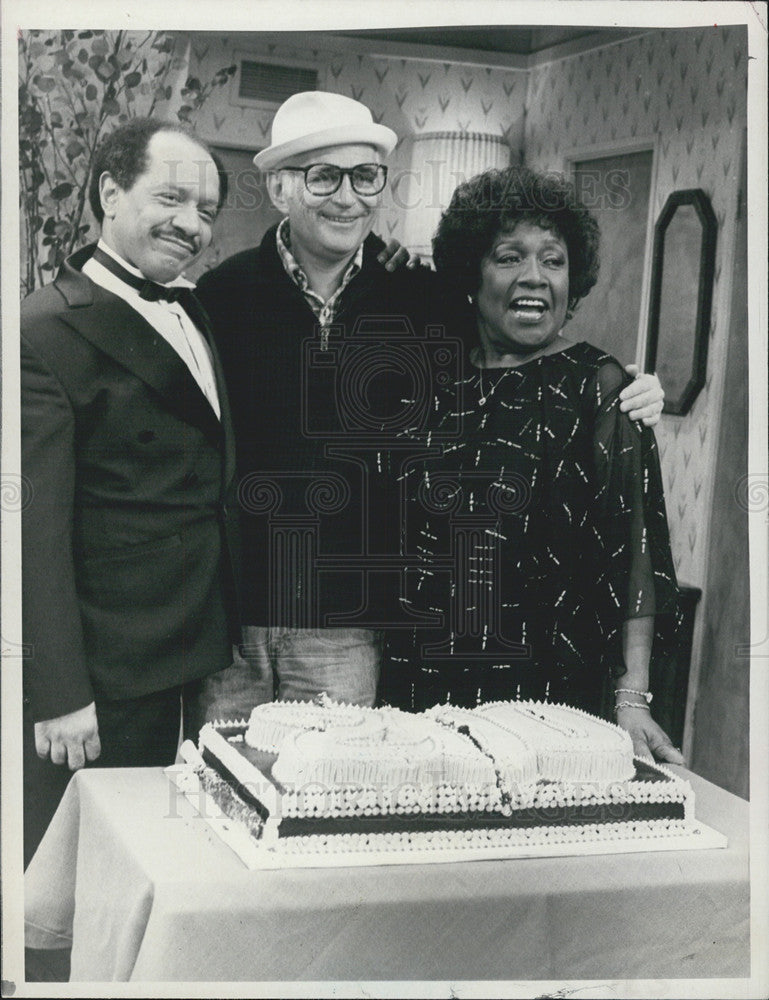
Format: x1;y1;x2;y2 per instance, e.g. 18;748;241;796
280;163;388;196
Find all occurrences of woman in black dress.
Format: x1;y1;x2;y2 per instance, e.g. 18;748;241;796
382;166;683;764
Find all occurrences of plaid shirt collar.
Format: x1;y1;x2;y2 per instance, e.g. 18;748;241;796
275;217;363;321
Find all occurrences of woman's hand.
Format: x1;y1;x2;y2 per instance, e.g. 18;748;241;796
377;239;421;271
619;366;664;426
615;705;685;765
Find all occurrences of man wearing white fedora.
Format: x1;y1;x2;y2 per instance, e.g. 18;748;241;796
193;90;663;718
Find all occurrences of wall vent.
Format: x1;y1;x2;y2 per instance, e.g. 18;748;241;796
236;58;318;107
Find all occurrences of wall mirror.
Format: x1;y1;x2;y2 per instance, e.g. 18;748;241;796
645;189;717;415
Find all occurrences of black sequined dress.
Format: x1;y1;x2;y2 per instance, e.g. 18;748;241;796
381;341;679;714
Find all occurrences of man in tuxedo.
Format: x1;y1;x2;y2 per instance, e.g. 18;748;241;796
21;118;240;866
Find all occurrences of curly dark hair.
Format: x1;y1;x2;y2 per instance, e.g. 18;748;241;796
432;166;600;316
87;117;228;223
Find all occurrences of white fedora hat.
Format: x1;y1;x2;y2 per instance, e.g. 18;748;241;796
253;91;397;171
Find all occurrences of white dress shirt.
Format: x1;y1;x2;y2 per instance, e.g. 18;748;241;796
82;241;221;418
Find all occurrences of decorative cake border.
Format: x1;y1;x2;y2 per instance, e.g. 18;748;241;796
197;721;693;821
168;743;726;871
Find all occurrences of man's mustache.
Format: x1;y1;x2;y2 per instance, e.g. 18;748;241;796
154;228;200;254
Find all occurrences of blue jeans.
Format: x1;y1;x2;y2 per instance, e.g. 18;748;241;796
193;626;383;725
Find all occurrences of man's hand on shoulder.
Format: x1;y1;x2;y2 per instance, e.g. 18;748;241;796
619;365;665;427
377;239;421;272
35;702;101;771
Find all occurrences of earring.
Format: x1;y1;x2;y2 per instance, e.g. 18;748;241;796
467;294;474;304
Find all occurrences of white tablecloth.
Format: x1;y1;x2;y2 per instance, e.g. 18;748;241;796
24;766;750;982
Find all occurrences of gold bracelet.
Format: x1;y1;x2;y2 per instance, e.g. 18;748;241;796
614;701;652;712
614;688;653;704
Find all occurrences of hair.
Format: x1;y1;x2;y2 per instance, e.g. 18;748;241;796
432;166;600;317
87;117;228;223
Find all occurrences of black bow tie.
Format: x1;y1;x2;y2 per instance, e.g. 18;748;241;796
91;246;191;303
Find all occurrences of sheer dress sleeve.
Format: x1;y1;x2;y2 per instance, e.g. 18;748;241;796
588;360;680;677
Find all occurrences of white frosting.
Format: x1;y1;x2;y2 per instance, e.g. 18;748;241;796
460;701;636;783
279;779;501;819
244;697;377;753
271;709;496;792
275;818;692;857
204;698;693;844
428;704;540;789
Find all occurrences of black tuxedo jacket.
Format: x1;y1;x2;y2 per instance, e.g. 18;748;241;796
21;245;241;722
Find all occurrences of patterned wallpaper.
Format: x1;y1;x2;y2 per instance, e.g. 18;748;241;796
524;25;748;590
184;27;748;590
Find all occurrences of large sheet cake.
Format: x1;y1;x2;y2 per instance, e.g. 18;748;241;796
168;696;725;867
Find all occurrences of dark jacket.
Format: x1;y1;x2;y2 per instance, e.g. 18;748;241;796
197;225;465;629
21;245;241;721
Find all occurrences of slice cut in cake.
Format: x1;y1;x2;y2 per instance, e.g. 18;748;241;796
460;701;636;783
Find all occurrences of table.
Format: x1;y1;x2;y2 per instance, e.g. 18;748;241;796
24;766;750;983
